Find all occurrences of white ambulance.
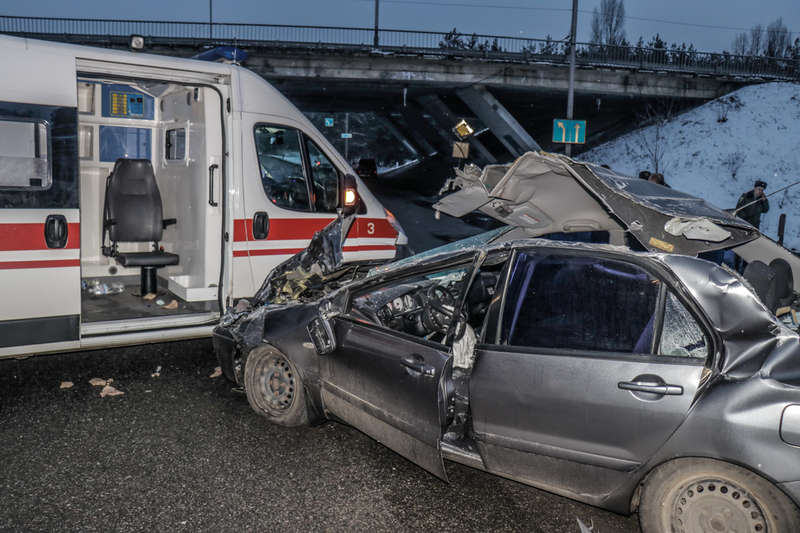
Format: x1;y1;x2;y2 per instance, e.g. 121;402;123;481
0;35;406;359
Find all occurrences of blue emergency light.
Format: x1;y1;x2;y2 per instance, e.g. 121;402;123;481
192;46;248;64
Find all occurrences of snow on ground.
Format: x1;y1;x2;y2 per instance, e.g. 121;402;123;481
582;82;800;250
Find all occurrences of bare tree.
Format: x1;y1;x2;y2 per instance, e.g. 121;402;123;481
749;24;764;56
590;0;626;46
732;32;749;55
637;101;674;175
766;17;791;57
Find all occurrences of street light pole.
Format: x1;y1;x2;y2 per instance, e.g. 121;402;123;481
565;0;578;157
373;0;380;48
209;0;213;41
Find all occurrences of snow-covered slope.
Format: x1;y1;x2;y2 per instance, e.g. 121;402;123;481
582;82;800;250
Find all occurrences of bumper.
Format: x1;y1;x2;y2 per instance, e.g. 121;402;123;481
211;326;238;383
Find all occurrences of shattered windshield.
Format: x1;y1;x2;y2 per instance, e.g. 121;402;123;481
367;226;510;278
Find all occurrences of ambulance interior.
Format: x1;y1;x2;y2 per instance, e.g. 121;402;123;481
77;79;223;324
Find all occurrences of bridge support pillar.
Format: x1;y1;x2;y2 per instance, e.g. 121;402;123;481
456;86;541;157
376;114;420;157
398;103;452;157
416;94;496;165
384;112;438;157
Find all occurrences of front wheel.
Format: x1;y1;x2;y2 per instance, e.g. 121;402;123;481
243;345;309;427
639;458;800;533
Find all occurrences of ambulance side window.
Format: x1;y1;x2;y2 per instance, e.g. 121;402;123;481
306;140;339;213
254;125;310;211
165;128;186;160
0;117;51;190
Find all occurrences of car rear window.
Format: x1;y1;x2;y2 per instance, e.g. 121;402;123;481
501;252;659;353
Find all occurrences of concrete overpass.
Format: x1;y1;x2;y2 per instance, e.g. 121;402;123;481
4;16;793;163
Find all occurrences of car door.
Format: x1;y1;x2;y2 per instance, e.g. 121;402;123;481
469;248;709;497
0;45;81;357
320;259;475;480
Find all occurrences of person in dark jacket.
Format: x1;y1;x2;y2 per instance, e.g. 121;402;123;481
736;180;769;229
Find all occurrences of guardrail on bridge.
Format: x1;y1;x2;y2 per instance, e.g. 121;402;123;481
1;15;798;81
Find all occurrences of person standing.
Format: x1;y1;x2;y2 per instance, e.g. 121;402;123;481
735;180;769;229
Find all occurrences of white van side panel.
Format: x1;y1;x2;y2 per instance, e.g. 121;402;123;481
1;38;76;107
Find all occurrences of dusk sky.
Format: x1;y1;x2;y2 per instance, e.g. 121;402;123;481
1;0;798;53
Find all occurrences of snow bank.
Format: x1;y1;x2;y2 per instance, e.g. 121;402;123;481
582;82;800;250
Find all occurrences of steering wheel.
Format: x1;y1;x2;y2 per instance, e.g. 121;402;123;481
422;285;456;332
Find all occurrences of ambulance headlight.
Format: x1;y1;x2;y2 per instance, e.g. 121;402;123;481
340;174;360;215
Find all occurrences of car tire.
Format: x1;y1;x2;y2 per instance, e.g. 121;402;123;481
243;345;309;427
639;458;800;533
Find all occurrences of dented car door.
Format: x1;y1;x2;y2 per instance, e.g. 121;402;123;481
469;248;708;498
319;260;474;480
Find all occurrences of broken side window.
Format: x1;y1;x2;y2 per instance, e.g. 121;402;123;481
500;252;659;353
349;265;471;343
658;291;708;359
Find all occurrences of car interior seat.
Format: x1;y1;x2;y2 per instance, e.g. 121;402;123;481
102;158;178;296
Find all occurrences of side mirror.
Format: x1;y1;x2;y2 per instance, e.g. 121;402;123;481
340;173;359;216
307;315;337;355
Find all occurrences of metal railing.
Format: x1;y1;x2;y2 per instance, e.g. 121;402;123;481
2;15;798;80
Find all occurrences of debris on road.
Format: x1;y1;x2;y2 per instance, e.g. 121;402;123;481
163;299;178;310
209;367;222;379
100;384;124;398
89;377;112;387
151;365;162;378
576;518;595;533
143;292;157;301
59;381;73;389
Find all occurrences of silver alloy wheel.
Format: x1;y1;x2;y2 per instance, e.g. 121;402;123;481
672;478;767;533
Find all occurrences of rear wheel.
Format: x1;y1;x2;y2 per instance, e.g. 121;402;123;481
243;345;309;427
639;458;800;533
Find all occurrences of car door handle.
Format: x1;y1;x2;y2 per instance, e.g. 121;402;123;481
252;211;269;239
401;355;436;377
618;381;683;396
44;214;68;248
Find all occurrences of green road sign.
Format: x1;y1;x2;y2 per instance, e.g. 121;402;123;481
552;119;586;144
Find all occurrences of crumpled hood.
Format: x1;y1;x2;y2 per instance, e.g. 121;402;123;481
662;254;800;385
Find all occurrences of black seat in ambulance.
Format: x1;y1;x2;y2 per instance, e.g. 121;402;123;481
102;158;179;295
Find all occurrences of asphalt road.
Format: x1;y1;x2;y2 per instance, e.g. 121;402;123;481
0;340;641;532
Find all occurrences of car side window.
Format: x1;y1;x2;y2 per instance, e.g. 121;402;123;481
305;140;339;213
349;265;471;343
500;252;659;353
254;125;309;210
659;291;708;359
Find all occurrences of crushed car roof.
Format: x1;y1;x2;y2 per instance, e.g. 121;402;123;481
434;151;758;256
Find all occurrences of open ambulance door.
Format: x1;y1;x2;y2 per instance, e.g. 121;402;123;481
0;41;81;358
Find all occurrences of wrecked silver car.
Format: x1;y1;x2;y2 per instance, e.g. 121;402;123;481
214;152;800;533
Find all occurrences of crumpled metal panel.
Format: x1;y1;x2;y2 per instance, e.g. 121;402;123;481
661;254;800;384
252;215;355;306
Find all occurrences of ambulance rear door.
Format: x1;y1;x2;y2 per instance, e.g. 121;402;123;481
0;39;81;358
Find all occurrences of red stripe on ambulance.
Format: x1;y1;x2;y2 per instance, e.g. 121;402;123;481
0;223;80;251
232;218;397;242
